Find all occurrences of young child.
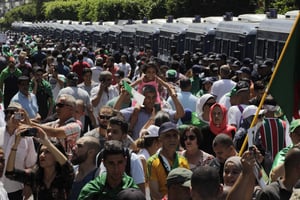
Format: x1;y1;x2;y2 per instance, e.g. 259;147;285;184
131;62;161;105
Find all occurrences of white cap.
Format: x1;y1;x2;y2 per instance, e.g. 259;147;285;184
242;105;266;119
144;125;159;138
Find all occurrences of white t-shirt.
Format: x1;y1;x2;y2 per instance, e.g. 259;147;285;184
118;62;131;77
0;128;37;193
227;104;248;129
211;79;236;102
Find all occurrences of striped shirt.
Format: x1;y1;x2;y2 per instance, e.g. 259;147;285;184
259;118;286;160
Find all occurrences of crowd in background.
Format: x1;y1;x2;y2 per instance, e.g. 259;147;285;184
0;32;298;200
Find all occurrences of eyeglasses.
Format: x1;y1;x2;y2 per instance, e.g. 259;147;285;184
99;115;112;120
183;135;196;141
55;102;72;108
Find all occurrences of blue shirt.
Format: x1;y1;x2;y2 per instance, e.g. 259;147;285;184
11;91;39;119
121;107;176;140
167;91;198;112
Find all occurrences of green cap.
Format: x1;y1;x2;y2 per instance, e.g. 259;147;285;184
166;167;192;187
290;119;300;133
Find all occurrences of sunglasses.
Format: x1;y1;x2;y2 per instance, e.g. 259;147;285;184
55;103;72;108
205;102;215;107
4;109;17;116
99;115;112;120
183;135;196;141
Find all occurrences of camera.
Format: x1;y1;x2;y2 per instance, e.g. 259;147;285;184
20;128;38;137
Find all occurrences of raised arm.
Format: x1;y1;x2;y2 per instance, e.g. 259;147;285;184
35;127;68;165
156;75;184;120
226;150;257;200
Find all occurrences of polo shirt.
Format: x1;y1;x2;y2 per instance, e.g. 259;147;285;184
147;151;189;196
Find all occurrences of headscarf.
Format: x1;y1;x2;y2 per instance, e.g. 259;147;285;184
224;156;242;172
209;103;236;137
196;94;215;123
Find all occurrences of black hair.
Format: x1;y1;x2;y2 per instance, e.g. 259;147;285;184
180;125;203;149
109;116;129;134
212;133;234;148
154;111;170;126
141;84;157;96
102;140;126;160
142;62;158;74
192;166;220;199
82;67;92;76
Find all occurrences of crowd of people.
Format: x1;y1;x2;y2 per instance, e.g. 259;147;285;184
0;32;298;200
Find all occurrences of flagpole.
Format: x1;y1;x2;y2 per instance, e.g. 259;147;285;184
239;12;300;156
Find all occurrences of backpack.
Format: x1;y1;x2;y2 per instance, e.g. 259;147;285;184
96;148;132;176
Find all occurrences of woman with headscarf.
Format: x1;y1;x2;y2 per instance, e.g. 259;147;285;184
200;103;236;155
196;94;216;127
223;156;243;187
209;103;236;138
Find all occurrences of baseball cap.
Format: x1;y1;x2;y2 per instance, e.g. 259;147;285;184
166;167;192;187
192;65;203;74
7;102;22;110
202;77;214;84
66;72;79;81
18;75;30;82
181;108;192;124
166;69;178;79
290;119;300;133
229;81;249;97
116;188;146;200
158;121;178;136
144;125;159;138
242;105;266;119
236;66;251;75
33;66;44;74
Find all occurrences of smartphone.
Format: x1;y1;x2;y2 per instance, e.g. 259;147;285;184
249;146;256;157
14;113;23;120
154;103;161;112
20;128;38;137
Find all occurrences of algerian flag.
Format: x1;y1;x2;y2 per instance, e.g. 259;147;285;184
123;80;145;106
269;12;300;121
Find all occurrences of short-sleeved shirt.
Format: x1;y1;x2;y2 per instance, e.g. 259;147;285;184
71;61;90;83
30;79;54;120
45;117;81;152
147;151;189;196
78;173;138;200
0;127;37;193
0;67;22;108
121;107;177;140
57;86;93;117
11;91;39;119
90;85;119;120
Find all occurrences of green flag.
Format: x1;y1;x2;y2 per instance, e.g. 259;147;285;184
269;12;300;121
123;80;145;106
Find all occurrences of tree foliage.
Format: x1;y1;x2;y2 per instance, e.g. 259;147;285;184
0;3;36;28
1;0;299;27
43;1;81;20
270;0;298;14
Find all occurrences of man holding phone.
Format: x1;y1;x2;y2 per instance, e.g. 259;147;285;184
90;71;119;123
